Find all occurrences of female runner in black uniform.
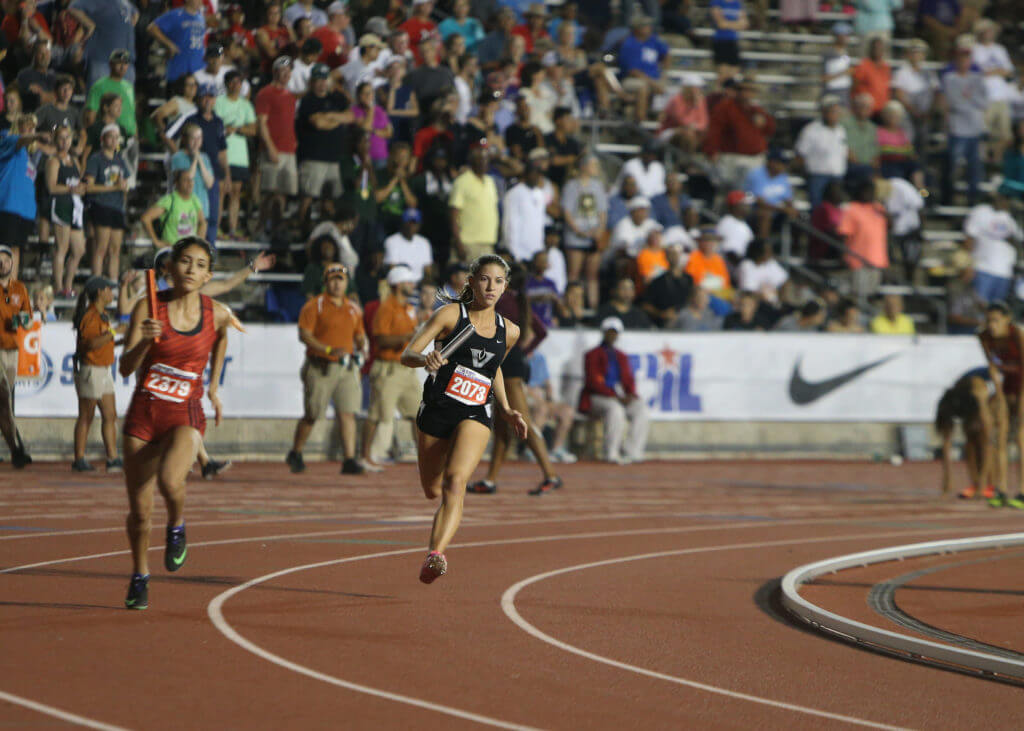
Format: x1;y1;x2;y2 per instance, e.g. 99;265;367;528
401;255;528;583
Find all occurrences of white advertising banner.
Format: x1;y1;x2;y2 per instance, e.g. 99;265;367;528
15;325;989;423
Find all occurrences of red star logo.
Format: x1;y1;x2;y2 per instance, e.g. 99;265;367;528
659;345;677;369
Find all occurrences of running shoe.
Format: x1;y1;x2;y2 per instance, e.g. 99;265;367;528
164;524;187;572
988;492;1008;508
467;479;497;494
958;485;978;499
341;457;366;475
71;458;95;472
105;458;123;473
419;551;447;584
550;448;578;464
528;476;563;496
361;459;385;473
11;448;31;469
124;574;149;610
286;450;305;473
202;459;232;480
1006;494;1024;510
980;485;997;500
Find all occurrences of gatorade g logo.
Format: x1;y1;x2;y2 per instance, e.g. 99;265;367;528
470;348;494;369
15;349;54;396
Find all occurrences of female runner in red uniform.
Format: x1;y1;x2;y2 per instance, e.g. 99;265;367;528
401;255;528;583
978;302;1024;508
119;237;232;609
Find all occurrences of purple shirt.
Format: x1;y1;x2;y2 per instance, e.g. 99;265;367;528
353;105;391;161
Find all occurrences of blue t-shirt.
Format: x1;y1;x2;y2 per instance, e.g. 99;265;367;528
154;8;207;82
618;34;668;80
527;352;550;389
711;0;744;42
0;132;37;220
438;17;485;52
744;166;793;206
170;151;213;217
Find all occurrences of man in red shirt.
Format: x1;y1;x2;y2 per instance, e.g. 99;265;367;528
511;3;549;54
703;76;776;189
312;1;350;68
579;317;649;464
400;0;437;65
254;56;298;234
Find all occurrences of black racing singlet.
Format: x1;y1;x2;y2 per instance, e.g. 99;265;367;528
422;302;507;410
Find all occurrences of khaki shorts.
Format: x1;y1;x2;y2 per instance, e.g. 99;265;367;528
0;348;16;389
367;360;420;423
299;160;342;198
302;358;362;419
985;101;1012;144
260;152;298;196
74;364;115;400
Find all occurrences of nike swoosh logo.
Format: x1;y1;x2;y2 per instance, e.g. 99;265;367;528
789;354;899;405
172;547;187;565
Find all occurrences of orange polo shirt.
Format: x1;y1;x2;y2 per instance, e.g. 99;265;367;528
298;294;364;361
685;250;731;290
0;279;30;351
636;247;669;286
852;59;891;114
372;294;418;362
78;308;115;366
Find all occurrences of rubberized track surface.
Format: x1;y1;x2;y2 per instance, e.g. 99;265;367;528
2;460;1023;729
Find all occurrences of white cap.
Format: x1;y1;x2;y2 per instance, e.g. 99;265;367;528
600;316;624;333
387;265;418;286
681;72;704;88
327;1;348;16
627;196;651;211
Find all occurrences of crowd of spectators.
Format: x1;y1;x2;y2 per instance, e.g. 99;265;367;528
0;0;1021;341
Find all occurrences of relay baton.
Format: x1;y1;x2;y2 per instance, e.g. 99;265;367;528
146;268;160;343
428;322;476;373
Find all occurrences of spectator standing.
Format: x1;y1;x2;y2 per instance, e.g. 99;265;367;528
284;0;328;29
659;74;708;156
674;287;722;331
596;278;653;329
892;39;940;161
400;0;438;64
384;209;433;283
35;73;79;139
411;147;454;265
716;191;755;260
312;2;352;69
870;293;915;334
353;80;392;165
286;263;367;476
610;196;661;259
148;0;207;82
46;123;86;297
255;2;295;75
795;96;849;209
505;96;544;164
562;154;607;307
477;7;516;69
141;168;207;249
341;33;385;96
214;71;257;240
16;38;56;111
0;123;48;276
1002;120;1024;202
964;192;1022;302
306;202;360;285
710;0;747;82
152;75;198;153
619;13;669;122
809;180;846;265
579;317;650;464
376;143;418;236
842;93;880;183
851;37;892;116
255;56;299;235
170;122;214;227
195;43;249;99
439;0;485;53
83;124;130;280
823;23;854;105
405;34;455;123
917;0;964;61
502;159;547;263
180;85;228;244
940;38;988;205
878;176;926;280
83;48;135;142
685;227;732;297
972;19;1014;163
854;0;902;44
449;142;499;261
837;178;889;295
295;63;351;225
67;0;137;86
288;38;324;96
384;56;419;144
0;245;32;467
704;77;776;190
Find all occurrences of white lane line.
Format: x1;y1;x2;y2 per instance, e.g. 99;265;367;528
498;533;979;730
0;690;129;731
207;525;992;730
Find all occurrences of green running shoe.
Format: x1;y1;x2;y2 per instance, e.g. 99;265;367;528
1006;494;1024;510
164;524;187;572
988;492;1008;508
124;574;149;610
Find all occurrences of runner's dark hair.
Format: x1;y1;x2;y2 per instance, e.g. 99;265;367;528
436;254;510;305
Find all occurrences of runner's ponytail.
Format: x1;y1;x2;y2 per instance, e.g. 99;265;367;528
436;254;510;306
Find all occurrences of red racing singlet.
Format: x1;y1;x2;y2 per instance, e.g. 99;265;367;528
135;292;218;404
981;324;1023;397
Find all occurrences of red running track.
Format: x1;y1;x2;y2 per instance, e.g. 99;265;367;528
1;459;1023;729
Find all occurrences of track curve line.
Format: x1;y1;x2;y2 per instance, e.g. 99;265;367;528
780;532;1024;682
0;690;129;731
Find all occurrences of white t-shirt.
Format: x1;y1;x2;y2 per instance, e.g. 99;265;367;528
738;258;788;299
383;232;433;281
502;182;547;262
971;42;1014;103
610;216;661;258
288;59;314;96
885;178;924;236
823;50;852;93
965;204;1023;278
195;64;250;99
543;245;567;294
617;157;667;198
716;214;754;258
794;120;848;177
454;76;472;124
309;221;360;272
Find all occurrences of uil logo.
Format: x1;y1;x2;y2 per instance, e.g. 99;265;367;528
470;348;494;369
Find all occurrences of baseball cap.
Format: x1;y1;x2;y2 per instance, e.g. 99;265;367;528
387;266;419;286
726;190;754;206
85;276;117;294
402;208;422;223
310;63;330;80
197;83;217;98
323;263;349;282
832;21;853;36
273;55;294;71
359;33;383;48
698;226;722;239
100;123;122;140
626;196;651;211
109;48;131;63
204;42;224;58
600;316;624;333
327;1;348;15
